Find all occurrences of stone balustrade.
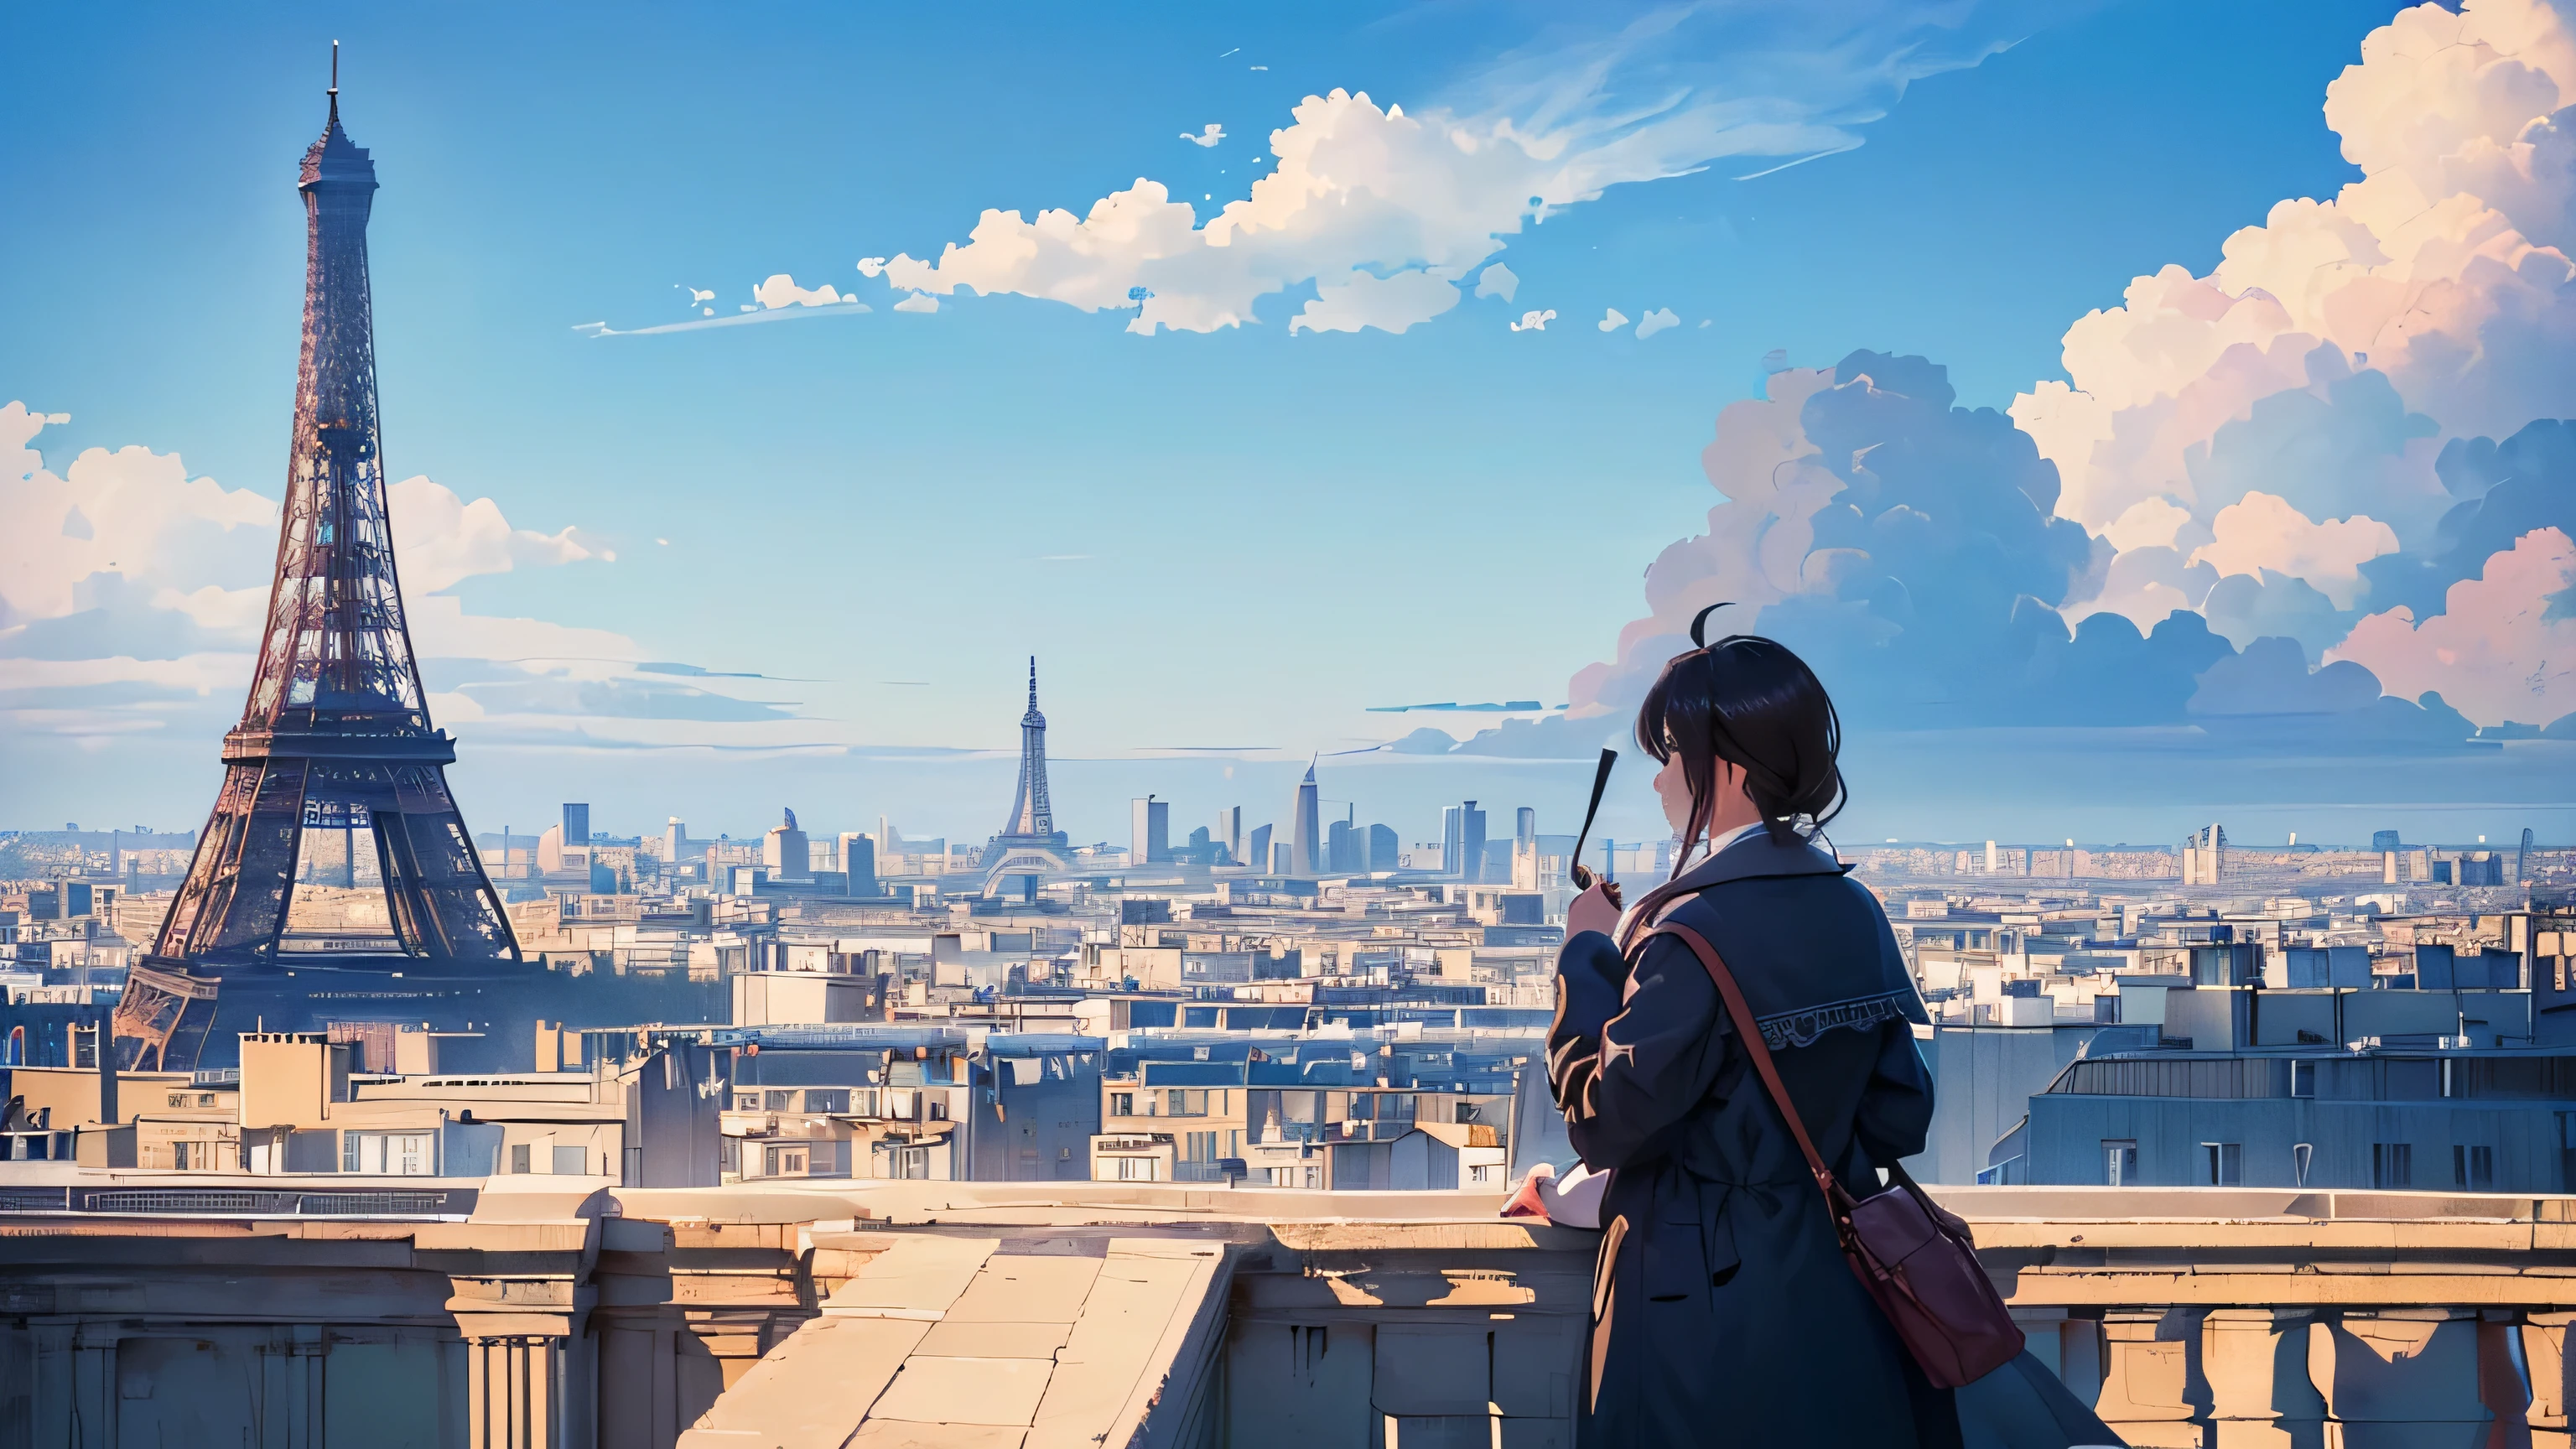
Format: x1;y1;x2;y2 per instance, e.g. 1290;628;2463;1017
0;1177;2566;1446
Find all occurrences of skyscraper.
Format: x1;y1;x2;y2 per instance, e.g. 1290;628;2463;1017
839;832;877;896
1442;801;1488;882
1131;797;1169;865
1290;761;1320;876
765;808;810;879
1214;806;1242;864
125;57;517;1070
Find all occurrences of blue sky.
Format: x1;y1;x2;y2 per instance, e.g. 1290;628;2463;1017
20;0;2576;849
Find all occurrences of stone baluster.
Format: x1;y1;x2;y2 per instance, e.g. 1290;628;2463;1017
71;1322;117;1449
463;1335;566;1449
2092;1307;2211;1448
2311;1309;2494;1445
257;1323;326;1449
2201;1308;2326;1448
2527;1312;2572;1449
448;1276;595;1449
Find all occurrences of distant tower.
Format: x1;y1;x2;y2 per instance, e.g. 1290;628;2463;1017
1131;796;1169;865
2521;827;2535;885
838;831;877;896
764;808;810;879
1001;658;1057;842
124;50;517;1070
982;657;1072;886
1290;761;1320;875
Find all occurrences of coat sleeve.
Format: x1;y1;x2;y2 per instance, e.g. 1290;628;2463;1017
1850;1018;1935;1168
1548;932;1730;1171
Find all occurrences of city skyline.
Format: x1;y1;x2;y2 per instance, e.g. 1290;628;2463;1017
27;1;2576;847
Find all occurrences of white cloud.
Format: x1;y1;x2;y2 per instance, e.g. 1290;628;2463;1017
2187;491;2399;609
0;402;274;631
1635;307;1678;338
752;273;848;309
856;257;887;278
2329;526;2576;724
2101;496;2193;553
893;292;940;314
387;475;610;595
1473;262;1519;302
1509;309;1556;332
0;402;728;745
865;7;2051;338
1597;308;1629;333
2014;0;2576;631
148;584;266;638
1182;123;1225;148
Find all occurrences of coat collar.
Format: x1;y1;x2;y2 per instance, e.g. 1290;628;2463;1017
1664;827;1848;893
1618;828;1846;949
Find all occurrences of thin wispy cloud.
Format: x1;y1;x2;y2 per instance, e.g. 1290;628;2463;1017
574;302;869;338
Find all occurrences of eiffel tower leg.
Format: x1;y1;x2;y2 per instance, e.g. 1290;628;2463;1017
377;765;519;963
153;758;310;963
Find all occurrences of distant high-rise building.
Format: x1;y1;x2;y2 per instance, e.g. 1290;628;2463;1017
2181;823;2226;886
1443;801;1488;881
1367;823;1398;872
563;803;590;849
845;832;879;895
1246;823;1274;876
1214;807;1242;862
1289;763;1320;876
1270;839;1296;875
764;808;810;879
2373;829;2402;852
1327;819;1360;873
664;818;687;869
1517;807;1536;845
1131;797;1169;865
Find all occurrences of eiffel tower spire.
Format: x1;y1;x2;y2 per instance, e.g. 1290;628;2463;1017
1001;657;1056;839
124;60;519;1069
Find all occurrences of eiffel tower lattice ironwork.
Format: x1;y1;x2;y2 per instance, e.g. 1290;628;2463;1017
122;52;518;1068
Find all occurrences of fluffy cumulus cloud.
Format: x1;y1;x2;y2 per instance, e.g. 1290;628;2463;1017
1487;350;2477;763
1986;0;2576;723
387;476;610;595
2187;492;2398;609
0;403;808;751
870;3;2059;336
1514;0;2576;761
750;274;849;309
2330;526;2576;725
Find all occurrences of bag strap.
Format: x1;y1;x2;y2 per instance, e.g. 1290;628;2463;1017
1646;922;1844;1205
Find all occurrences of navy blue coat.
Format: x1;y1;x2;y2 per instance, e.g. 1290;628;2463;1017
1549;830;2122;1448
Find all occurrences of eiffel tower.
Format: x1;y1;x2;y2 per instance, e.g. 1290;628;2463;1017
979;658;1072;893
118;50;518;1069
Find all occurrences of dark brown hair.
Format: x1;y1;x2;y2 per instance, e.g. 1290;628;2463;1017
1637;605;1846;870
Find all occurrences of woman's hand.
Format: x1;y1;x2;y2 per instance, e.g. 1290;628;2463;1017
1566;881;1623;941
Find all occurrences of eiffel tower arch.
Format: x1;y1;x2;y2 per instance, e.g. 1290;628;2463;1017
122;57;519;1069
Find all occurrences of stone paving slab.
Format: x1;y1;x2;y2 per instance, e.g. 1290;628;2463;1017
870;1354;1055;1427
